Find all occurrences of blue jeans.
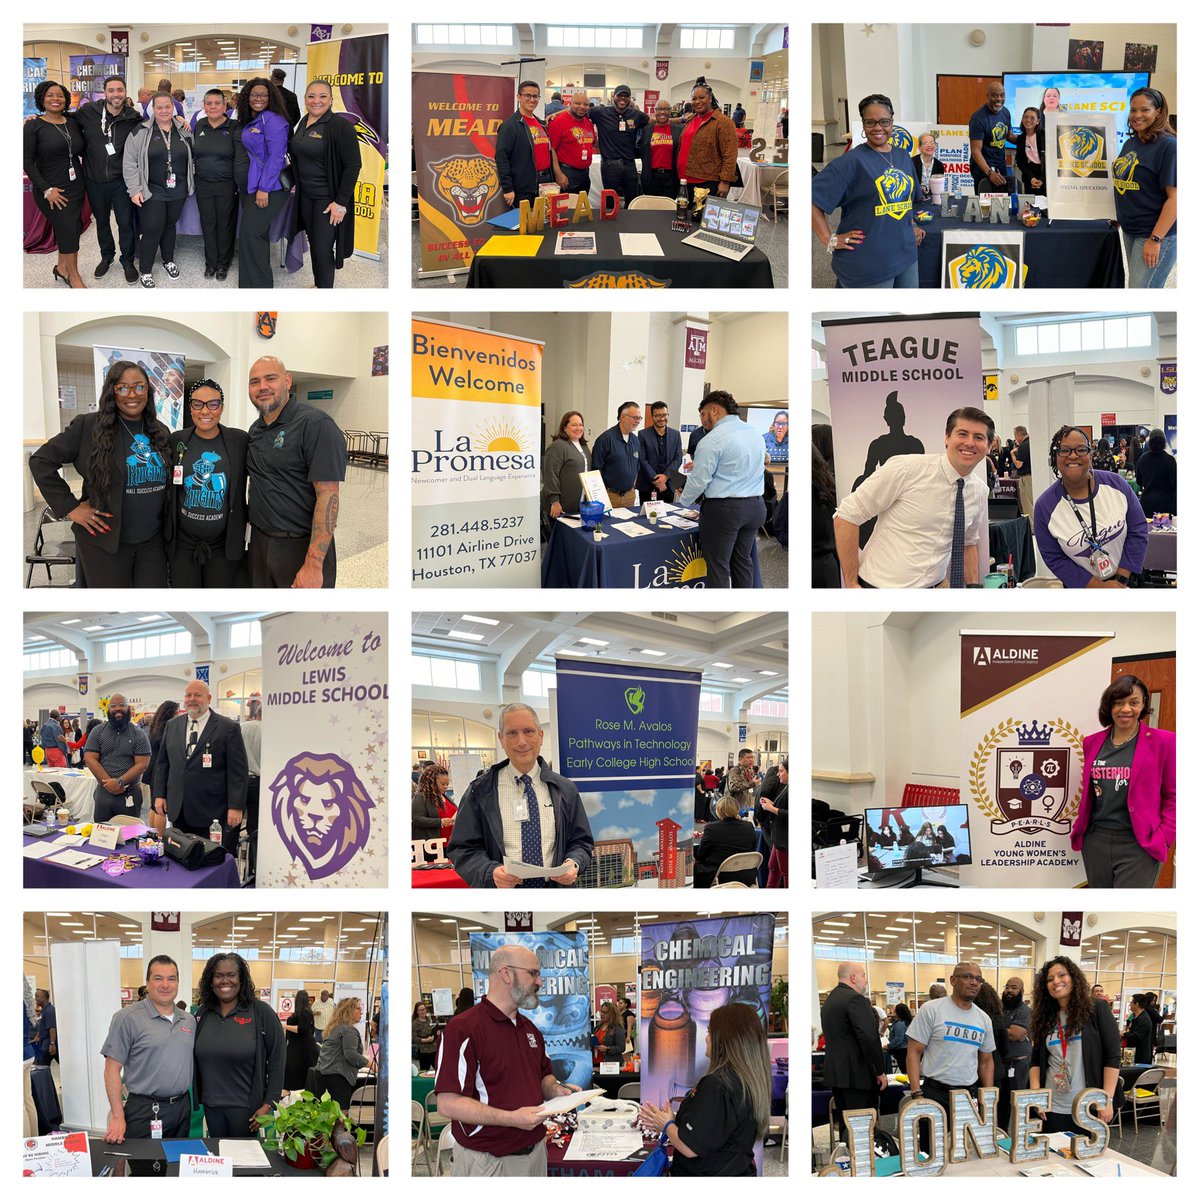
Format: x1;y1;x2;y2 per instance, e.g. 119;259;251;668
1122;231;1176;288
835;259;919;289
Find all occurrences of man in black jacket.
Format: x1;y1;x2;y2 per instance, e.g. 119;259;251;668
820;961;886;1142
495;81;553;208
73;75;143;282
271;68;301;127
1126;994;1155;1064
154;679;248;849
447;703;593;888
590;85;647;207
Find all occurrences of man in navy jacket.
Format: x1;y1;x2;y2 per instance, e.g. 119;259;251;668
591;402;643;508
638;401;683;498
447;703;594;888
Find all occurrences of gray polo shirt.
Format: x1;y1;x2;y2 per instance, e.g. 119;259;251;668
908;995;995;1086
83;720;152;780
100;997;196;1097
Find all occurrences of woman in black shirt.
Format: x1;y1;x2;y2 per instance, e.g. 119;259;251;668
169;380;248;587
192;89;239;279
193;953;285;1137
289;80;362;288
283;990;318;1093
1135;428;1177;516
640;1002;769;1176
24;80;86;287
29;360;172;587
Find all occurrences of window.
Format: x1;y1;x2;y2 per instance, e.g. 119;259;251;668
1013;315;1154;357
229;619;262;649
102;629;191;664
23;646;74;672
522;669;553;699
547;26;642;50
411;653;481;692
416;23;512;46
749;696;789;719
699;690;725;714
681;27;736;50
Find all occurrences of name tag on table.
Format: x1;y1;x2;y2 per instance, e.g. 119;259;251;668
91;823;122;850
599;1062;620;1076
180;1155;231;1177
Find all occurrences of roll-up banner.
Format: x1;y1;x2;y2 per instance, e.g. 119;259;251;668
822;313;984;505
960;628;1114;887
414;71;514;276
68;54;125;105
307;33;388;259
639;914;776;1112
257;612;388;888
411;318;542;588
93;344;187;429
470;931;592;1088
1045;110;1118;221
24;58;46;118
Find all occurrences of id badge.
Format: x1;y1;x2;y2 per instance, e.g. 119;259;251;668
125;794;136;809
150;1120;163;1139
513;800;529;822
105;142;116;156
1090;549;1116;579
68;165;76;181
1008;1066;1015;1079
166;171;176;189
202;752;213;769
619;119;626;132
172;464;184;485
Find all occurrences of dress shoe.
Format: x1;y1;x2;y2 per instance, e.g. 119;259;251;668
95;257;114;278
215;267;229;281
204;265;216;278
123;262;139;283
52;266;69;285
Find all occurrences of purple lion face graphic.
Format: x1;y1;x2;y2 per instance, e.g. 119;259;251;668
269;752;375;879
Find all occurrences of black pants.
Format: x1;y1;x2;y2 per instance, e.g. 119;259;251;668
194;177;237;270
299;191;338;288
124;1093;190;1175
248;528;337;588
919;1078;977;1152
512;169;555;210
85;175;137;265
970;163;1011;193
831;1085;879;1143
93;782;142;823
417;1050;436;1071
698;496;765;588
645;168;679;199
316;1072;353;1109
560;164;591;196
34;180;85;253
238;189;287;287
175;810;240;854
169;537;246;588
75;531;169;587
998;1056;1029;1129
600;158;639;207
1042;1111;1090;1136
203;1104;256;1137
138;196;186;272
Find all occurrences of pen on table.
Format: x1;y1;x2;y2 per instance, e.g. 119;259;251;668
104;1150;133;1157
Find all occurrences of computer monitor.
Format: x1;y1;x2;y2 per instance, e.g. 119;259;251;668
862;804;972;884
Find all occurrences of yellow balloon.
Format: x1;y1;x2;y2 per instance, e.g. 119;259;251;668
32;745;44;766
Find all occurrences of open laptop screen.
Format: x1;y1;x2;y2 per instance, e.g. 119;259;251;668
700;198;761;242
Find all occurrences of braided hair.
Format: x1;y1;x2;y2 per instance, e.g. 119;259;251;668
1047;425;1093;478
87;361;172;505
693;76;718;109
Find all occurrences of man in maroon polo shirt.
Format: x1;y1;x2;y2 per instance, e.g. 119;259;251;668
434;944;580;1176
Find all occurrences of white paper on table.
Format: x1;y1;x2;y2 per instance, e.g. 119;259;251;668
217;1140;271;1168
814;842;859;888
562;1128;648;1160
608;507;638;519
536;1087;607;1116
619;233;664;256
610;522;655;538
556;515;583;527
53;833;88;846
502;857;572;879
23;841;64;860
45;850;108;870
1076;1159;1156;1177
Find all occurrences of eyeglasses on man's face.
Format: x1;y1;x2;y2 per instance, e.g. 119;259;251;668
115;384;148;397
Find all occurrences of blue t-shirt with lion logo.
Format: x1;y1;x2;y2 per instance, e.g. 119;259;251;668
969;104;1013;172
1112;133;1177;238
812;143;919;287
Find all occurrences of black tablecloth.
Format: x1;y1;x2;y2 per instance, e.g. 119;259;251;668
598;1070;640;1100
467;210;774;288
988;516;1036;582
916;207;1124;288
88;1137;309;1176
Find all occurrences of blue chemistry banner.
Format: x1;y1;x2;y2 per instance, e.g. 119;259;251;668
470;931;592;1088
554;658;701;793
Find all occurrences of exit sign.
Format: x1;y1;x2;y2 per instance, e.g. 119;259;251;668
308;389;334;401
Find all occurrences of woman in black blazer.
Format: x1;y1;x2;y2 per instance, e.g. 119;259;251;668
1014;107;1048;196
693;794;757;887
29;360;172;587
1029;955;1122;1134
910;133;946;202
169;379;248;587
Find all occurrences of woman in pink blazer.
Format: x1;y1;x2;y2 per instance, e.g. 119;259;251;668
1070;674;1175;887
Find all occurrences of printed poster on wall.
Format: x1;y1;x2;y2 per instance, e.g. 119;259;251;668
1164;414;1177;455
257;612;388;887
823;313;984;506
639;914;776;1108
413;71;514;274
960;628;1115;886
942;229;1024;289
93;344;186;430
24;58;46;118
470;931;592;1088
307;34;388;259
68;54;125;105
1045;110;1118;221
411;318;542;588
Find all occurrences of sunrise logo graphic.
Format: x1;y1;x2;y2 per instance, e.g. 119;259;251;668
665;540;709;585
473;418;529;453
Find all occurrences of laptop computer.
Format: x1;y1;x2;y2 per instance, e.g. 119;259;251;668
681;197;762;261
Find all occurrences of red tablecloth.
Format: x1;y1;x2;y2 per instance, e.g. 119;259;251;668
412;865;470;889
547;1130;663;1177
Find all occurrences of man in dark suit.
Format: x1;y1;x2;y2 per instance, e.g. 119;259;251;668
637;402;683;499
153;678;248;850
820;961;886;1142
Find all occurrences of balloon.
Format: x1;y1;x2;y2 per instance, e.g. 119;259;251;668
32;745;44;766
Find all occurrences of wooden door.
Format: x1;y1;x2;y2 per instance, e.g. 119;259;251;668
936;75;1000;124
1112;653;1176;887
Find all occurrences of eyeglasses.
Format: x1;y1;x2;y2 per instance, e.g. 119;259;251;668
189;399;224;411
114;384;148;396
519;93;540;100
1056;446;1093;458
862;119;894;129
506;965;542;979
954;973;984;983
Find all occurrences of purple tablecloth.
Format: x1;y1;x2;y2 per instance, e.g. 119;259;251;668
23;832;240;889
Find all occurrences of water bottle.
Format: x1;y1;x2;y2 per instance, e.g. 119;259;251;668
209;818;222;844
832;1141;851;1173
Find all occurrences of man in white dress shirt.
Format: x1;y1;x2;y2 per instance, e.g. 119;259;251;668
833;406;992;588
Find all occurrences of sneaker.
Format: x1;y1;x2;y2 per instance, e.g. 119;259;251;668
140;274;155;289
94;257;114;278
163;262;180;279
123;262;139;283
204;265;216;279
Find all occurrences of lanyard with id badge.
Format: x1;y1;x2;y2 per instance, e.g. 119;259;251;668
56;122;77;182
1065;488;1117;580
158;126;177;189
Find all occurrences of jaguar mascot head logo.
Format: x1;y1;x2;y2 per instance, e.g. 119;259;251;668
1058;126;1105;176
949;244;1015;289
1112;150;1140;195
429;155;500;225
565;271;670;288
889;124;915;155
270;752;375;880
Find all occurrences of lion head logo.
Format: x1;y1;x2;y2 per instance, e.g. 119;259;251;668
873;166;913;219
1058;126;1105;176
889;124;915;155
270;752;375;880
429;155;500;226
950;245;1015;289
1112;150;1140;195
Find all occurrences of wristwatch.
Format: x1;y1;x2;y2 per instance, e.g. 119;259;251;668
1149;234;1163;244
1114;575;1129;586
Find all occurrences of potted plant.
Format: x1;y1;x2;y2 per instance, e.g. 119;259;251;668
769;976;788;1034
258;1090;366;1173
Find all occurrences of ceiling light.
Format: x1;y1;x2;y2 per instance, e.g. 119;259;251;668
83;625;103;632
757;670;779;676
732;677;751;683
448;631;485;642
641;649;666;657
578;637;610;647
711;661;733;669
60;619;80;626
461;614;500;626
